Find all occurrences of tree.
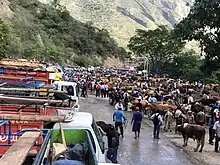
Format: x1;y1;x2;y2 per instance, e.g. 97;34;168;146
163;51;203;81
4;0;127;66
128;26;185;72
175;0;220;73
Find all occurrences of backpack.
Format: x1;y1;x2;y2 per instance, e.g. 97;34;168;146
153;114;160;125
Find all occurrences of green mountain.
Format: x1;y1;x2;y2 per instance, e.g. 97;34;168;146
0;0;127;66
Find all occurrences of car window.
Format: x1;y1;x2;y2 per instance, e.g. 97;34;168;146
91;119;105;153
62;85;75;96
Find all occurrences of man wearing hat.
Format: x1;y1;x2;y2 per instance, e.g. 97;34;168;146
113;107;126;137
115;100;124;111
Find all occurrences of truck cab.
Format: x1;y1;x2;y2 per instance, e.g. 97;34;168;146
53;81;79;111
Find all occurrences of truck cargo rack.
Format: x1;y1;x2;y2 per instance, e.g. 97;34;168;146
0;125;51;165
0;87;67;98
0;95;69;105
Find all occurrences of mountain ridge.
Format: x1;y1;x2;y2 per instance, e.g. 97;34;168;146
47;0;194;47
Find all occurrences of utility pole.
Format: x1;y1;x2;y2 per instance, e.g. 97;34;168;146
147;54;150;76
143;57;146;78
146;56;148;77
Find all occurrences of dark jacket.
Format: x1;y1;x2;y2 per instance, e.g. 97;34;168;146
107;131;119;149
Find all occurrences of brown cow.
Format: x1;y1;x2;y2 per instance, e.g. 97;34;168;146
149;102;177;111
130;99;149;111
177;123;205;152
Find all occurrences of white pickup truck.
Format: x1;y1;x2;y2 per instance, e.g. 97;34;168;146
39;112;120;165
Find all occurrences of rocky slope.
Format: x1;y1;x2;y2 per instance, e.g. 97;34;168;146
0;0;13;19
51;0;194;47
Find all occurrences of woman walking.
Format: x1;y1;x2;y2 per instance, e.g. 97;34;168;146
131;107;143;139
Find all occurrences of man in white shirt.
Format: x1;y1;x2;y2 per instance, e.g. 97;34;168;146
188;94;194;104
104;84;108;97
202;93;209;99
91;81;95;92
213;118;220;152
115;100;124;110
101;84;105;98
176;88;180;95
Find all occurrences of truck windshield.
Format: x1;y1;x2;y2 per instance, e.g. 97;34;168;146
92;119;105;153
61;85;75;96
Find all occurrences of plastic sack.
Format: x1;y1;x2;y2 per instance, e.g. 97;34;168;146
52;160;85;165
63;142;89;161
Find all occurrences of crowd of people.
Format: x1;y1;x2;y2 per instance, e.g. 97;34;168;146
62;66;220;163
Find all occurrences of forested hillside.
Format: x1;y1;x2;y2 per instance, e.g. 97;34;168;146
0;0;127;66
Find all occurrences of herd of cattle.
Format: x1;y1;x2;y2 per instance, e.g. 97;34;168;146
108;88;220;153
89;75;220;153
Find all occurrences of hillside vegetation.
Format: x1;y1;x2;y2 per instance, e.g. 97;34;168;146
0;0;127;66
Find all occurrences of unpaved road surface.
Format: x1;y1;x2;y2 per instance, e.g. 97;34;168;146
80;96;201;165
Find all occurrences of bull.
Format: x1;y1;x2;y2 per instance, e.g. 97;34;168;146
177;123;205;152
96;121;113;133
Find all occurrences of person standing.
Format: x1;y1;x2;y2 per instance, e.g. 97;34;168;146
187;93;194;104
115;100;124;111
91;80;95;93
113;107;126;138
150;110;163;139
164;110;173;132
123;92;129;111
213;117;220;152
131;107;143;139
174;108;183;133
196;109;205;126
101;82;105;98
137;97;143;112
186;110;195;124
96;83;101;97
106;125;119;164
208;113;216;145
104;83;109;98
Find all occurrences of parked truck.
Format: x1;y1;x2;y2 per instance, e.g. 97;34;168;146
0;112;119;165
